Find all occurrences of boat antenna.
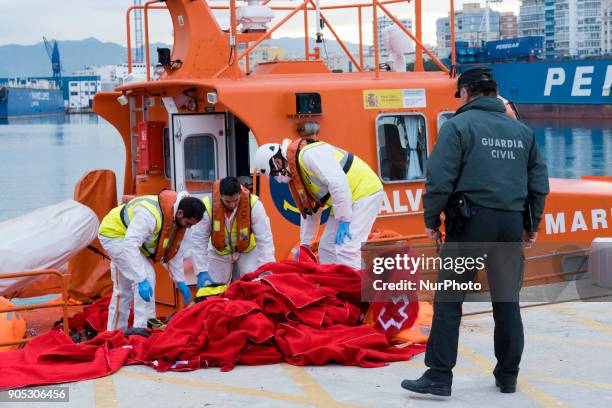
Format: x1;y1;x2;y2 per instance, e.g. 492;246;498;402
315;0;325;43
314;0;329;63
315;0;324;45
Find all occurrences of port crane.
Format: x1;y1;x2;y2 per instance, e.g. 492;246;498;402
479;0;503;43
43;36;62;88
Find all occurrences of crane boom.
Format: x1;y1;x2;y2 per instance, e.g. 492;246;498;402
43;36;54;60
42;36;62;87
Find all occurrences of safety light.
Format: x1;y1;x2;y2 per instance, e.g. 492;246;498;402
117;92;128;106
207;92;218;104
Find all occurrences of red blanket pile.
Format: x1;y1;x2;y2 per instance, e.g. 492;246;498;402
0;261;424;390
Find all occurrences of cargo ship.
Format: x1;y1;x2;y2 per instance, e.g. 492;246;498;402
1;1;611;401
0;78;65;119
453;36;612;119
0;38;66;119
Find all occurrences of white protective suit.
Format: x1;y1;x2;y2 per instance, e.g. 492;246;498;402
297;144;384;269
99;206;186;331
190;199;275;284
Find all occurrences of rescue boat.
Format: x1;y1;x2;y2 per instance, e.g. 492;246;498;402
1;0;611;347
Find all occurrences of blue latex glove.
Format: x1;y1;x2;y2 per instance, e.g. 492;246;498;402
335;220;352;245
197;271;214;288
177;281;192;304
137;279;153;302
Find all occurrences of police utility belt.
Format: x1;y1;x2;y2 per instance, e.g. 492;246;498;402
444;193;536;236
444;193;472;236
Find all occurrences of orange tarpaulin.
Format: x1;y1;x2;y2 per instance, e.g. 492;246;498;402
66;170;117;300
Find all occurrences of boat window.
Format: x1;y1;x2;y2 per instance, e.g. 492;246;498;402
184;134;216;183
163;127;171;179
376;114;428;183
438;112;455;130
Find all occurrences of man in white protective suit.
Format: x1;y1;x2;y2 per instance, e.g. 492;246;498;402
190;177;275;298
98;190;204;331
254;138;384;269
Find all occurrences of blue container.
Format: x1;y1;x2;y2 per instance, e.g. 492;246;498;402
486;36;544;60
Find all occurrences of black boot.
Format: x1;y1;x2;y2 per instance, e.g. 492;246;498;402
495;378;517;394
401;375;451;397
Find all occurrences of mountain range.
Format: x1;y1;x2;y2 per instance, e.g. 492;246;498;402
0;37;360;78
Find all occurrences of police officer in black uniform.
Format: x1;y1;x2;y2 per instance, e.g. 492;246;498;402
401;67;549;396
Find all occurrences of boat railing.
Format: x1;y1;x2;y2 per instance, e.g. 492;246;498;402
125;0;455;80
0;269;70;348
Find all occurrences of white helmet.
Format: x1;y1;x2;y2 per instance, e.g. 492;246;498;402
280;138;291;157
254;143;281;176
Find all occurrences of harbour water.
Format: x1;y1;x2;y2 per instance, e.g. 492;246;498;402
532;120;612;179
0;114;610;221
0;115;124;221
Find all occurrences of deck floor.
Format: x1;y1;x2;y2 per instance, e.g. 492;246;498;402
4;297;612;407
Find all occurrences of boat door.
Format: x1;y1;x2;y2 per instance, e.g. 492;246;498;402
170;113;227;193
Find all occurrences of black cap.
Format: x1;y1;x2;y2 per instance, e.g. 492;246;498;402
455;66;494;98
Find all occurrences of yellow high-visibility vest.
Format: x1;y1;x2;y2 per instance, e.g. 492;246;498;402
99;195;165;257
297;142;382;208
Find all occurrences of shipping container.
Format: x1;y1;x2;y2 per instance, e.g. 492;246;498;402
485;36;544;61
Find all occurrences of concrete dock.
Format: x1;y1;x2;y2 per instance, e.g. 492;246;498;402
4;296;612;408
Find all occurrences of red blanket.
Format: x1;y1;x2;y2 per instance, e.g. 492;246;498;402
0;261;424;390
0;330;146;388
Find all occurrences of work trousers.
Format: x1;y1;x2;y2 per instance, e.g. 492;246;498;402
207;248;260;285
424;207;525;385
99;235;157;331
318;191;384;269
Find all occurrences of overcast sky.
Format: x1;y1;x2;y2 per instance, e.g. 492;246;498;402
2;0;520;47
